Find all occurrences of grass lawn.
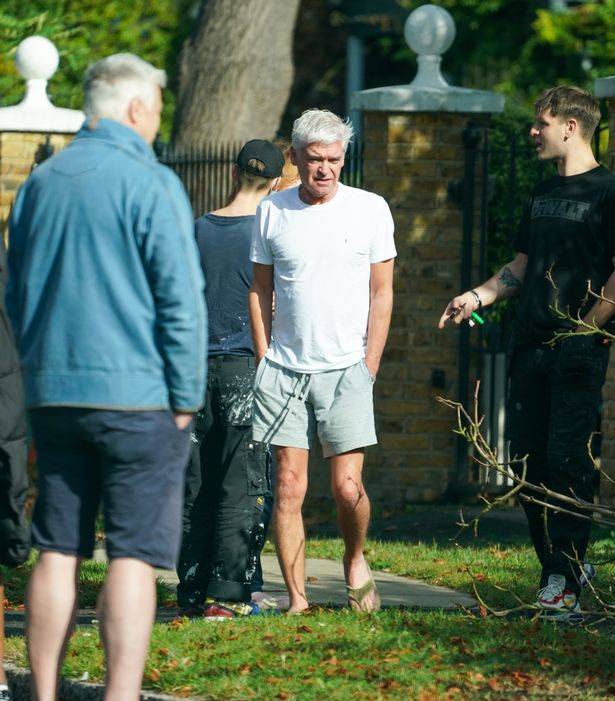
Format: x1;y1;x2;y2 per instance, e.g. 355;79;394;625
5;610;615;699
3;512;614;699
1;556;175;609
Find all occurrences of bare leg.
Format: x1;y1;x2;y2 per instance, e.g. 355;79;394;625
273;447;309;613
26;552;81;701
330;449;377;610
99;558;155;701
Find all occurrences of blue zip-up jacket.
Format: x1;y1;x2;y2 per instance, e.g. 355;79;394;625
7;118;207;412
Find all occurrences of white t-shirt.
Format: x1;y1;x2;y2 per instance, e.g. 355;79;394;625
250;182;396;372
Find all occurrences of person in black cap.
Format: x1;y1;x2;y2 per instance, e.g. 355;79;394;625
176;139;284;618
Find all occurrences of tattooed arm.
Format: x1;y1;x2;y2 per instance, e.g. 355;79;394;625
438;253;528;328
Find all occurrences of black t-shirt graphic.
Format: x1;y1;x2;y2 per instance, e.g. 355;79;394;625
513;165;615;345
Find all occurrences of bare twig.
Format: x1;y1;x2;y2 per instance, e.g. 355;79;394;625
438;385;615;618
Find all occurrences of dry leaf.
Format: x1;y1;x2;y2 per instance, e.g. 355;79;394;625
146;668;161;682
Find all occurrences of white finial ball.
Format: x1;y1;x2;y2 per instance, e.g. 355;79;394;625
15;36;59;80
404;4;456;56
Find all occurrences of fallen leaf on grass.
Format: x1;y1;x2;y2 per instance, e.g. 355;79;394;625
539;658;551;668
168;617;187;630
380;680;400;690
156;648;170;657
507;670;535;689
146;668;161;682
418;690;439;701
239;664;250;676
297;625;313;634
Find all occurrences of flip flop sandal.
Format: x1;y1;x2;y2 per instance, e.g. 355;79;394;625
347;569;382;612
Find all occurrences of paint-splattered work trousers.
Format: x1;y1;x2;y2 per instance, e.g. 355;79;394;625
176;355;272;607
505;336;609;594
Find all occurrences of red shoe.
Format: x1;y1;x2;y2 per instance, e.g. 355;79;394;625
203;599;258;619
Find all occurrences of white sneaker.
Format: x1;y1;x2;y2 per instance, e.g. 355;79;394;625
578;562;596;589
537;574;581;620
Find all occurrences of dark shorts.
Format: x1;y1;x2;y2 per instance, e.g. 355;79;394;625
30;407;192;570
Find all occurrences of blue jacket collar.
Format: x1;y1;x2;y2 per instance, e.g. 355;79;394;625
75;118;155;160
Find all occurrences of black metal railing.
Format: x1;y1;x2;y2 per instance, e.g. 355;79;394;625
155;140;364;215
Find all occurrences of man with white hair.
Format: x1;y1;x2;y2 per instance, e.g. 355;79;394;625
249;108;396;613
8;54;205;698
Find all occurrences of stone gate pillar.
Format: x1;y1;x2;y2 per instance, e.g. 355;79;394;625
351;5;504;504
595;75;615;503
0;36;83;235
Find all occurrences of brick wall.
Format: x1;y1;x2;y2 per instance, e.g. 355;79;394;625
0;132;72;238
305;111;488;507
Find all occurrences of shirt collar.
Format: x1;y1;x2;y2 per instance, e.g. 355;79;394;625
75;117;156;160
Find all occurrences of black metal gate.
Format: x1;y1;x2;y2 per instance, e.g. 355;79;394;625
451;119;608;494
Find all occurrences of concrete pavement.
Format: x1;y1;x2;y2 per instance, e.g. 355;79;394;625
155;554;477;611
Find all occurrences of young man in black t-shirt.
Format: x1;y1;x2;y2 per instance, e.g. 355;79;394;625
176;140;284;618
439;86;615;619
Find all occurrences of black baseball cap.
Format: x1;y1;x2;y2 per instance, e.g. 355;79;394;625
236;139;285;178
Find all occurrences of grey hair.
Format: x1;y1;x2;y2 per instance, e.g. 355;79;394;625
83;54;167;121
291;108;354;152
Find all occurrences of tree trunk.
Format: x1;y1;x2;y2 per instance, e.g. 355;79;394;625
173;0;301;146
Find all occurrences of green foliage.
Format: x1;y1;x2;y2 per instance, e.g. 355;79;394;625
373;2;615;110
498;1;615;101
0;0;195;139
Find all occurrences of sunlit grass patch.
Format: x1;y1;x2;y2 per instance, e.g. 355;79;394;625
5;609;615;700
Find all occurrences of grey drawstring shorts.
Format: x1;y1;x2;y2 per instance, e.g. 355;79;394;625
251;358;377;458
